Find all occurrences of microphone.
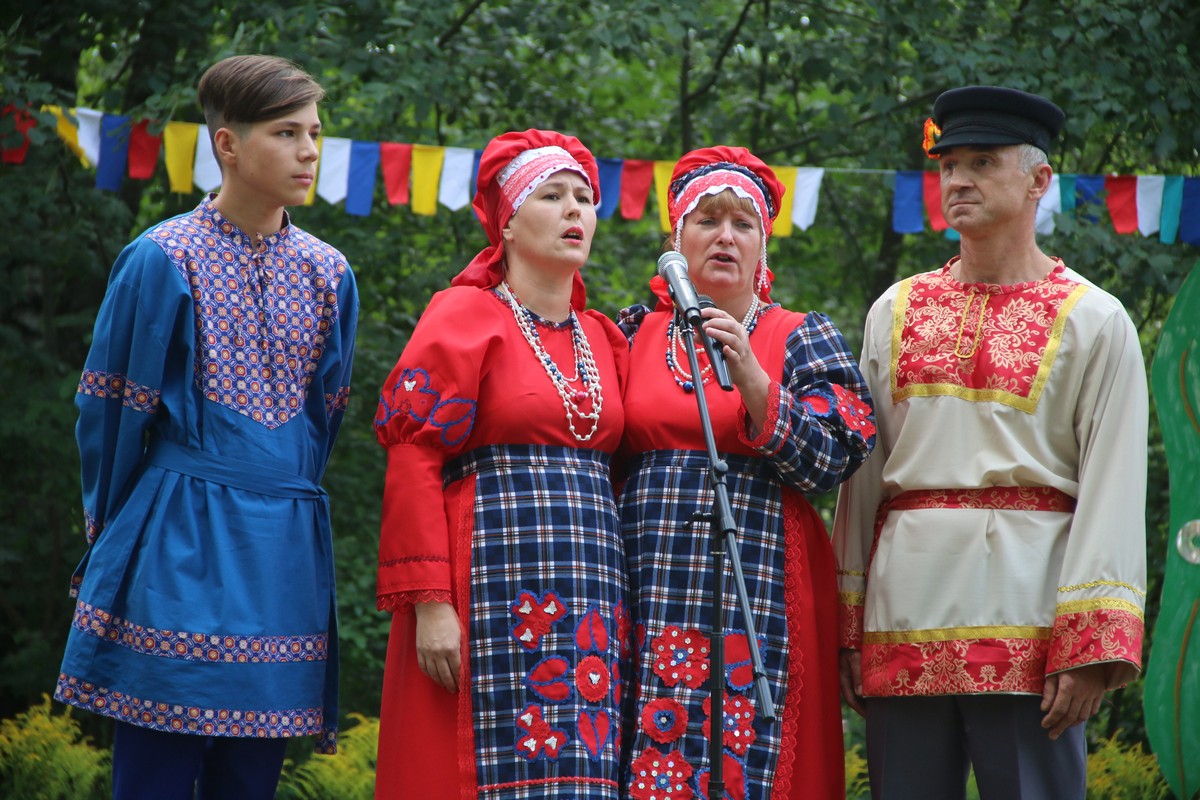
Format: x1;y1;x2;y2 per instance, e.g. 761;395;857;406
697;295;734;391
657;251;702;326
657;251;733;391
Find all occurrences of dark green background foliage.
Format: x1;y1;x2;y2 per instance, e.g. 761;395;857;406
2;0;1197;766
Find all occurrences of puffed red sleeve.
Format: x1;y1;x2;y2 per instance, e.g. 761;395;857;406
373;286;501;612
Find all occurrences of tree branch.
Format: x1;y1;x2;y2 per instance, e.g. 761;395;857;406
684;0;756;105
437;0;489;48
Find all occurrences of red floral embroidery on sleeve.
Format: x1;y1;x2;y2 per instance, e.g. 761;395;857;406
830;383;876;440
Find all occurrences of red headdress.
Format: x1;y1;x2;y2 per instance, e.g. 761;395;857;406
652;145;785;309
451;129;600;309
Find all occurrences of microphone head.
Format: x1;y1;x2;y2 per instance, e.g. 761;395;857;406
657;250;688;278
696;294;716;309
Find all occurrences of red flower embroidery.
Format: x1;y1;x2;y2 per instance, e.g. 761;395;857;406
612;660;622;707
831;383;876;440
651;626;711;689
510;590;569;650
693;751;747;800
722;632;765;691
578;709;611;761
702;693;756;756
642;697;689;744
630;747;694;800
575;655;611;703
514;704;568;763
524;655;572;703
575;605;611;654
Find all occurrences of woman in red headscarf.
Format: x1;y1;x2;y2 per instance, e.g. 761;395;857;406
617;147;876;799
373;130;629;799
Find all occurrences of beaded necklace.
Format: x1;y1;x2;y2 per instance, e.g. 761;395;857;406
500;281;603;441
665;294;763;393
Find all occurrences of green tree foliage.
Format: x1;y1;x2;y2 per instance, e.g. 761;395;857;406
2;0;1197;768
0;696;111;799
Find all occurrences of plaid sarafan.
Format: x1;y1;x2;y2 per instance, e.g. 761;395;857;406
619;450;794;797
445;444;629;799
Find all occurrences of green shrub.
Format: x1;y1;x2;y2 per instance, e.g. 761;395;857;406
276;712;379;800
0;695;110;800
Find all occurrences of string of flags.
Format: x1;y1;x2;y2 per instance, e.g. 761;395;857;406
3;104;1198;245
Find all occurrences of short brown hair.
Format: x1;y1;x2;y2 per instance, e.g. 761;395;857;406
198;54;324;142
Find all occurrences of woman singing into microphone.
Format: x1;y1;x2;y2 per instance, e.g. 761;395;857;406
616;146;876;799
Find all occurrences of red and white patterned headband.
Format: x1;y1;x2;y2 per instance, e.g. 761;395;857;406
498;146;592;216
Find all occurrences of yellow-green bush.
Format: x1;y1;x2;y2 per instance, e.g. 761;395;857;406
0;695;110;800
276;712;379;800
845;742;870;799
1087;733;1170;800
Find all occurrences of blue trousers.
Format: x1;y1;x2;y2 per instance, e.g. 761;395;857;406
112;721;289;800
865;695;1086;800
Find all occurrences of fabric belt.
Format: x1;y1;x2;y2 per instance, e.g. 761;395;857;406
145;438;324;500
876;486;1076;531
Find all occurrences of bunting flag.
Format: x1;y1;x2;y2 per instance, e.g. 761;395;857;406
164;121;200;193
95;114;130;191
192;125;221;193
1;104;36;165
345;141;380;217
1137;175;1165;237
1161;176;1183;245
1106;175;1138;234
316;136;352;205
893;172;924;234
1036;175;1062;236
45;106;87;164
653;160;674;233
437;147;474;211
619;160;654;221
13;105;1200;248
303;137;321;205
921;170;948;232
75;108;103;167
410;144;444;216
790;167;824;232
596;157;623;220
380;142;413;206
127;120;161;180
1182;178;1200;246
771;166;798;238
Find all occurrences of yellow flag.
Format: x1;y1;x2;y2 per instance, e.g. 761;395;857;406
304;138;324;205
654;160;675;234
411;144;446;216
770;166;797;238
43;105;87;165
164;122;200;194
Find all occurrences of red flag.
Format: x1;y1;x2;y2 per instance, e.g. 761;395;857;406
1;104;36;165
127;119;162;179
1105;175;1138;234
381;142;413;206
923;170;948;231
619;159;654;220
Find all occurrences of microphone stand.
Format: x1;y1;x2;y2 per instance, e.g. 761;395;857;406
675;308;775;800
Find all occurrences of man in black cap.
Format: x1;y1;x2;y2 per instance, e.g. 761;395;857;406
832;85;1148;799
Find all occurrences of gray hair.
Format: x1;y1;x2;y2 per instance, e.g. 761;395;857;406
1017;143;1049;173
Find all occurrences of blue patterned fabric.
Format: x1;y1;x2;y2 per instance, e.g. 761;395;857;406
55;197;357;752
620;451;790;794
445;444;629;798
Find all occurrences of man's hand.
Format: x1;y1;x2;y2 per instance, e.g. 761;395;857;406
1040;662;1108;739
414;601;462;693
839;648;866;716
